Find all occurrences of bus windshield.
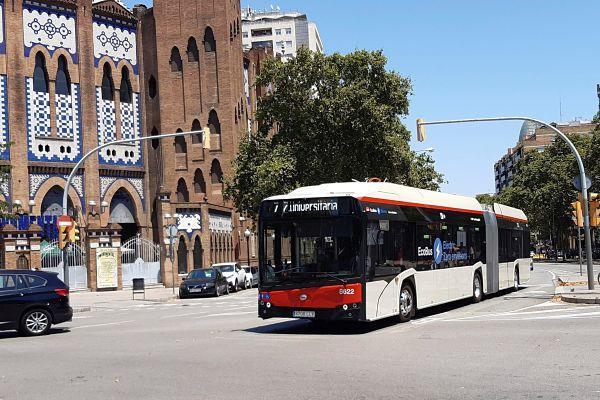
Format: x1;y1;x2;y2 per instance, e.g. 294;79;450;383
261;217;361;285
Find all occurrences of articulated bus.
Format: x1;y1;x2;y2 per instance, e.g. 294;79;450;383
257;182;532;322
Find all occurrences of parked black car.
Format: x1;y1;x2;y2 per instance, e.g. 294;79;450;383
179;268;229;298
0;270;73;336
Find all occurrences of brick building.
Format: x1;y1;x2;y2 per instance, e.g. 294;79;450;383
0;0;253;290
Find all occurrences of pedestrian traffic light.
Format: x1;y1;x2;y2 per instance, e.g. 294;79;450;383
571;201;583;228
58;226;69;250
589;193;600;227
203;126;211;150
416;119;427;142
68;222;80;244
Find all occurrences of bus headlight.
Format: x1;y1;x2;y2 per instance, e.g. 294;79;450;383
342;304;348;311
266;302;271;308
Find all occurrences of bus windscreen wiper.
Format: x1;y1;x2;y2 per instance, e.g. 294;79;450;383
273;266;303;275
312;272;348;285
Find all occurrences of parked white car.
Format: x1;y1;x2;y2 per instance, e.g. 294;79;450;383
242;266;258;288
213;262;247;291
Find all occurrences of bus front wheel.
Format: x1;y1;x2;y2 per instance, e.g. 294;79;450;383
472;273;483;303
399;283;414;323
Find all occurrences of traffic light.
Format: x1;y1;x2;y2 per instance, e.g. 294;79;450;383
203;126;211;150
416;119;427;142
58;226;69;250
68;222;80;244
589;193;600;227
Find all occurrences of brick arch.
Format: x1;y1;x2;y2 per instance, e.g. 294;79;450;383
95;57;118;86
101;179;144;226
31;177;83;217
116;59;140;92
25;46;52;76
49;48;79;84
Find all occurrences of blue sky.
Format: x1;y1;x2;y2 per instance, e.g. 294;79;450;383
126;1;599;196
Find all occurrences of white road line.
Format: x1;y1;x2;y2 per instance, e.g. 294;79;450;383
194;311;255;319
160;312;207;319
71;320;134;330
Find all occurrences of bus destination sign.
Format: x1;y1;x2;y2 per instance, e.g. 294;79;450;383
282;199;339;216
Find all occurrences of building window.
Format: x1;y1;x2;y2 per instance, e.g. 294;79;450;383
230;23;234;41
242;31;248;38
176;178;189;202
210;159;223;184
148;75;157;99
187;37;199;62
119;68;132;104
204;27;216;52
170;47;183;72
208;110;221;136
285;28;292;34
191;119;202;144
177;237;188;274
275;29;282;35
174;135;187;154
251;28;272;37
151;127;159;150
33;52;49;93
55;55;71;95
194;169;206;194
101;63;114;101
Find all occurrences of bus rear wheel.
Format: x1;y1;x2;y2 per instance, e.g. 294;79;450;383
513;269;520;292
472;273;483;303
399;283;414;323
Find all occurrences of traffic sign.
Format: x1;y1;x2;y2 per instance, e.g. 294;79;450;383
57;215;75;228
573;175;592;191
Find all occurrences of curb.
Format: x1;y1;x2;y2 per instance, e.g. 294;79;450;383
560;295;600;305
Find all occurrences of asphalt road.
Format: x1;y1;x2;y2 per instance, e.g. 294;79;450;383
3;263;600;400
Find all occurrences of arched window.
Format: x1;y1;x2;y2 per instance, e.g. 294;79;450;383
55;55;71;95
151;127;159;150
174;129;187;154
210;159;223;184
120;67;133;104
204;27;216;52
208;110;221;136
101;63;114;101
230;23;234;41
187;37;199;62
194;169;206;194
193;237;203;269
177;237;188;274
148;75;157;99
170;47;183;72
176;178;189;202
191;119;202;144
33;52;49;93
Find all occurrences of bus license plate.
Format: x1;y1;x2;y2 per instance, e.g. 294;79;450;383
293;310;315;318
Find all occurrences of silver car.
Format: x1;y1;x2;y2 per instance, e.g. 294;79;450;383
242;266;258;287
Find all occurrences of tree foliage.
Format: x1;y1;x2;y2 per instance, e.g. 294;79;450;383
225;48;443;218
497;130;596;249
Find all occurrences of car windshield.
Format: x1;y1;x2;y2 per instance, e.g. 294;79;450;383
188;270;215;279
261;217;361;285
218;265;235;272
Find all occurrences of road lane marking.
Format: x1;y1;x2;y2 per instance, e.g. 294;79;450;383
194;311;255;319
71;320;134;330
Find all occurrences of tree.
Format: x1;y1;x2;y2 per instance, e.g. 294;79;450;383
476;193;495;205
496;133;593;251
225;48;444;218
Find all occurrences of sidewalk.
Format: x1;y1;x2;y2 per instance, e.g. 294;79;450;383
70;286;177;313
555;273;600;305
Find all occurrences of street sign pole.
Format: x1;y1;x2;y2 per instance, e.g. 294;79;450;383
417;116;595;289
579;226;583;276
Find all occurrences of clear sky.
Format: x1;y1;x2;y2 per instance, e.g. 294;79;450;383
125;0;600;196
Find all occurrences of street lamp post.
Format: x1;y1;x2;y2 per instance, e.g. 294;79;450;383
244;228;252;266
60;129;207;287
417;116;595;290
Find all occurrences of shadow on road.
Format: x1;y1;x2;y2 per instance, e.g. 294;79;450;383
0;328;70;340
241;288;544;336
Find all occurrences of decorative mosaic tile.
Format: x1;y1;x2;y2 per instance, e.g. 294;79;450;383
0;75;9;159
177;213;202;234
23;3;77;61
93;20;137;74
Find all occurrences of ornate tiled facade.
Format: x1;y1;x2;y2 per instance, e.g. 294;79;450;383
0;75;9;159
22;2;77;61
93;18;137;73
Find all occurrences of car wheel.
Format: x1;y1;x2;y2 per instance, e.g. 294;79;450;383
215;286;221;297
20;309;52;336
244;279;249;290
225;284;230;295
398;283;414;323
179;290;186;299
233;280;239;292
472;273;483;303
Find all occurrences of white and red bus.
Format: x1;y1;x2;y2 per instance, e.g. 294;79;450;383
257;182;532;322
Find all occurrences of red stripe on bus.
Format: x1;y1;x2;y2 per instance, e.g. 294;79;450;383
358;197;485;216
267;283;362;309
497;215;528;224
